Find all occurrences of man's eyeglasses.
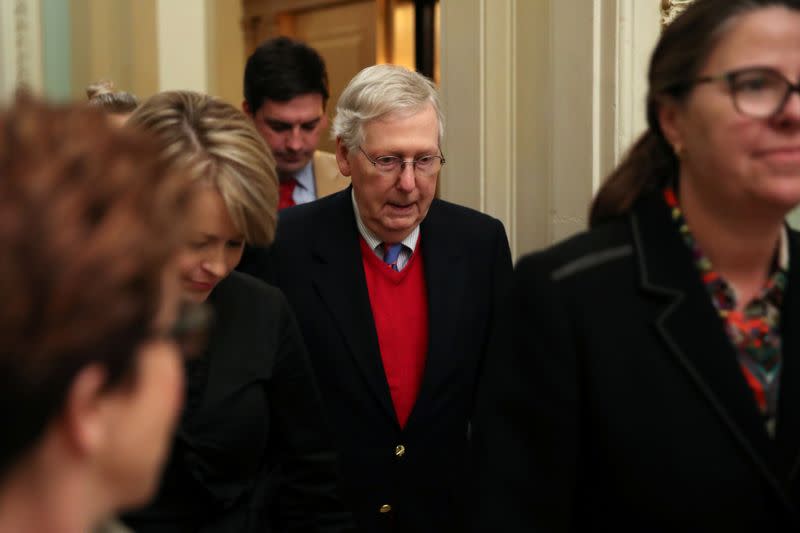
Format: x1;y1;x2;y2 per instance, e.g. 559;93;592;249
358;146;446;177
163;302;212;359
692;67;800;119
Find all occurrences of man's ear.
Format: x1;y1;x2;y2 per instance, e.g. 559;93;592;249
242;100;252;117
335;138;352;177
62;364;110;458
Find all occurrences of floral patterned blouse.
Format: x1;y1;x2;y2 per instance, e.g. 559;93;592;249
664;187;788;436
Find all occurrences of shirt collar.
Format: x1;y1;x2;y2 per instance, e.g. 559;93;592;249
293;160;315;191
351;189;419;252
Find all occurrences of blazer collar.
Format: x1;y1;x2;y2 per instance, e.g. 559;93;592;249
776;227;800;481
309;188;397;423
631;193;798;512
405;201;467;429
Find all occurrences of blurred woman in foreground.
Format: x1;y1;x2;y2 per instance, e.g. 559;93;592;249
124;91;352;532
474;0;800;530
0;97;191;533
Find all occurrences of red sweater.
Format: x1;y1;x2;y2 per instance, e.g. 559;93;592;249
360;237;429;428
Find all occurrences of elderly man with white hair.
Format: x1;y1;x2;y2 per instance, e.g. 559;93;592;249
239;64;512;533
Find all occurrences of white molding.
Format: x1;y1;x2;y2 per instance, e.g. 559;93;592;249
614;0;660;164
439;0;662;258
0;0;43;101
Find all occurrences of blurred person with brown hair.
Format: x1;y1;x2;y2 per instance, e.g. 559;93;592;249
0;96;192;533
123;91;353;533
87;80;139;127
473;0;800;530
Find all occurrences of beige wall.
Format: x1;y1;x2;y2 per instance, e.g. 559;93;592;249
69;0;244;106
70;0;158;100
208;0;246;107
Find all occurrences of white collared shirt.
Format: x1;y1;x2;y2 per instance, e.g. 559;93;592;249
351;189;419;271
292;161;317;205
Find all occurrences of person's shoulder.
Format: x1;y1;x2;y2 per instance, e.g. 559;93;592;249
516;216;633;283
276;188;350;235
214;271;287;309
426;198;505;236
313;149;337;165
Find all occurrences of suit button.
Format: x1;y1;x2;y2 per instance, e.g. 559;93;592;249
380;504;392;513
395;444;406;457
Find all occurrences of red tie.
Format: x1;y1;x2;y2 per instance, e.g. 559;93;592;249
278;178;297;210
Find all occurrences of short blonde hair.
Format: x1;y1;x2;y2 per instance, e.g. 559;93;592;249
332;64;444;151
128;91;278;246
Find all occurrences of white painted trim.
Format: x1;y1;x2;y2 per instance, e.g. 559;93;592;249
614;0;660;166
439;0;662;258
0;0;44;100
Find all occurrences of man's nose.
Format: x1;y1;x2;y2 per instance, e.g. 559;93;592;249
396;163;416;192
286;126;303;151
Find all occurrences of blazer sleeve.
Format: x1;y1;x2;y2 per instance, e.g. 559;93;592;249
471;254;581;532
268;293;356;533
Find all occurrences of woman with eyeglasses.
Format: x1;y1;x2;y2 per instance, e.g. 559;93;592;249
122;92;353;533
0;97;191;533
473;0;800;530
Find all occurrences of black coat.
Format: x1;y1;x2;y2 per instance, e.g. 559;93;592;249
472;194;800;532
238;188;513;533
124;272;353;533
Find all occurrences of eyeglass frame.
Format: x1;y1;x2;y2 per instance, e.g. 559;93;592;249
689;66;800;119
357;146;446;176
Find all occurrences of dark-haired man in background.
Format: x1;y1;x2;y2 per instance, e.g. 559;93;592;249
243;37;349;209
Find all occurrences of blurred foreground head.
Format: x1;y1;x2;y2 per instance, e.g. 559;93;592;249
0;95;189;531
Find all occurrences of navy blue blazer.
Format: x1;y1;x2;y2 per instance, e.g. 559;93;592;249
238;188;513;533
124;272;353;533
472;193;800;532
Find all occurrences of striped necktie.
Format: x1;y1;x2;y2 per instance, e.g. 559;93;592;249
382;243;403;271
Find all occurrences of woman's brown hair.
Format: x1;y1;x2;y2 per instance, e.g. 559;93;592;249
0;95;188;479
589;0;800;227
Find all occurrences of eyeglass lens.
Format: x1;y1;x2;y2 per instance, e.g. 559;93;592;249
731;69;797;118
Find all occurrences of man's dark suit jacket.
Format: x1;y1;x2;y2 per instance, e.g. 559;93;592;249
472;193;800;532
238;188;513;533
124;272;353;533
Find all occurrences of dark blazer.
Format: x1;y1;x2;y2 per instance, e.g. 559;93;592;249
238;188;513;533
472;193;800;532
124;272;353;533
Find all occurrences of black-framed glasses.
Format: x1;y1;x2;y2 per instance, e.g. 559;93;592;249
358;146;446;177
693;67;800;119
164;302;213;359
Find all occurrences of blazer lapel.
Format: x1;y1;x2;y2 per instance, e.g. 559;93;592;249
407;202;466;426
310;190;397;423
631;197;793;509
776;227;800;483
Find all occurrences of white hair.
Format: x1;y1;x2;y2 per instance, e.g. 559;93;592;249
331;64;444;151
